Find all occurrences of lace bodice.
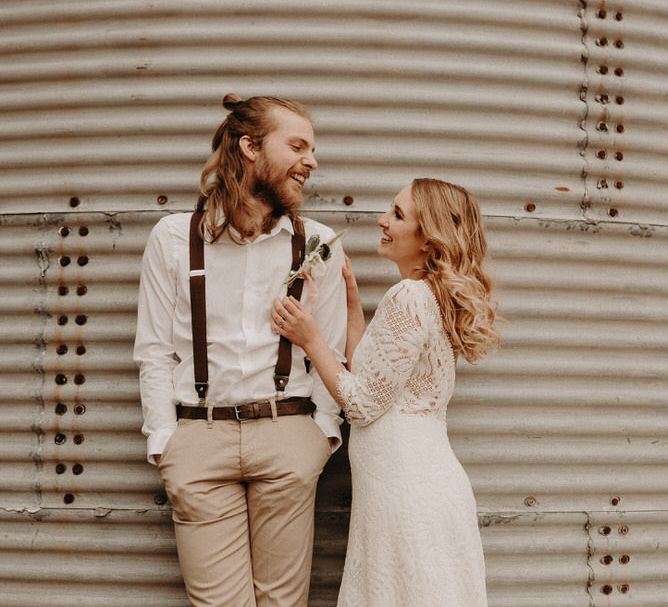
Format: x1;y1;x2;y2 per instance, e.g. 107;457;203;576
336;279;456;426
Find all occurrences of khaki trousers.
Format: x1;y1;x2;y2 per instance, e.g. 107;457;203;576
158;413;332;607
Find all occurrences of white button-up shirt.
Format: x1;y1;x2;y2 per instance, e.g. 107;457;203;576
134;212;347;464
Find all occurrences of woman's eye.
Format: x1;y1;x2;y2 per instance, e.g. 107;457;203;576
394;211;402;219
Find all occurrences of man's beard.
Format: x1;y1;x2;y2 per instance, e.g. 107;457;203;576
252;158;302;219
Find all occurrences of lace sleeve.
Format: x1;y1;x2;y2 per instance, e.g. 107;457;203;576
336;281;426;426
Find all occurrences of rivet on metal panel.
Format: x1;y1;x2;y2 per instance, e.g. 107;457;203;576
75;314;87;325
74;404;86;415
79;226;89;237
614;67;624;77
77;256;89;266
597;65;608;75
73;434;84;445
155;493;168;506
63;493;75;504
55;403;67;415
596;150;607;160
608;208;619;218
610;496;621;506
58;285;69;296
59;256;71;267
615;12;623;21
76;345;86;356
595;37;609;47
55;463;66;474
523;496;536;507
601;585;613;595
74;374;85;385
596;8;607;18
601;555;613;565
343;196;354;206
157;195;168;205
72;463;84;475
618;525;629;535
596;179;609;189
615;152;623;161
616;124;625;133
615;96;624;105
59;226;70;237
619;554;631;564
599;525;612;535
54;433;67;445
69;197;80;208
55;374;67;385
524;203;536;213
56;344;68;355
614;39;624;49
76;285;87;296
596;121;608;132
58;315;68;325
618;584;629;593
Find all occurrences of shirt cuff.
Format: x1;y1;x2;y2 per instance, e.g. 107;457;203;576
313;409;343;453
146;425;177;466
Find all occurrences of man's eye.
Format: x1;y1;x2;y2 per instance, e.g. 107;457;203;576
291;144;301;151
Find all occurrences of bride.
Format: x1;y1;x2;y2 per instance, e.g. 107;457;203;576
273;178;499;607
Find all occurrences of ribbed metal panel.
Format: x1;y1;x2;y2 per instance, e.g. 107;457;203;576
1;1;668;606
0;0;585;218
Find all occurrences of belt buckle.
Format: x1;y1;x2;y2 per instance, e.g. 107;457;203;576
234;404;244;421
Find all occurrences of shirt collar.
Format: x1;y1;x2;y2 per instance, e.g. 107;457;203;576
223;214;295;244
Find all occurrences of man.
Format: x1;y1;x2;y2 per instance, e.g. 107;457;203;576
134;94;346;606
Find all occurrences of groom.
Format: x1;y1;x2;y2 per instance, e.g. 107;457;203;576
134;94;346;606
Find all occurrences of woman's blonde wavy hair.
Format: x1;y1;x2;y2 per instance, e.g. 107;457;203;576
199;93;311;242
412;178;500;363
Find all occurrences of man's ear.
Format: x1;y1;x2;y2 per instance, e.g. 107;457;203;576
239;135;256;162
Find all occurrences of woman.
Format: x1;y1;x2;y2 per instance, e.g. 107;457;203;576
273;178;499;607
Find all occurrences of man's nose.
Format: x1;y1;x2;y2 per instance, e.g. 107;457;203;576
303;151;317;170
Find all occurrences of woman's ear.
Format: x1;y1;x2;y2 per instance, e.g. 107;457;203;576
239;135;256;162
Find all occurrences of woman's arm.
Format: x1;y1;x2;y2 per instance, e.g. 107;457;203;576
273;296;347;408
342;255;365;369
273;281;427;425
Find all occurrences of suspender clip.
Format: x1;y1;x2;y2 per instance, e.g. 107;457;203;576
273;374;289;392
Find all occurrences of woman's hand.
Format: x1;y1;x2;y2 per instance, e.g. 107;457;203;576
342;255;366;367
272;296;320;352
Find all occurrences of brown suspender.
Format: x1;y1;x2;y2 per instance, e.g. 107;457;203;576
189;197;208;403
188;199;306;406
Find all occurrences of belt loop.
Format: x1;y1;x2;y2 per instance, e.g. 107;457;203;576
205;401;213;429
270;397;278;423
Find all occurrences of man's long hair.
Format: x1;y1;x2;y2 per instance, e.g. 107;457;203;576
198;93;311;242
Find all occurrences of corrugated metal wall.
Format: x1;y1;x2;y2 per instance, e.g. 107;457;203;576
1;1;666;606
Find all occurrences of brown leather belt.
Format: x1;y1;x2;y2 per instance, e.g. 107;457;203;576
176;397;315;421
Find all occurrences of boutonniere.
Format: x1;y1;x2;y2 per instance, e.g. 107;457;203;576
285;231;346;304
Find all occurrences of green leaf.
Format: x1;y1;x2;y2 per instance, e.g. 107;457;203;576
306;235;320;254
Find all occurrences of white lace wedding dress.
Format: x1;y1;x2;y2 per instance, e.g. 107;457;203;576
336;279;488;607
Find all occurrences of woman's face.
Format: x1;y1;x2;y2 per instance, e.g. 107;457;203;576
377;185;428;278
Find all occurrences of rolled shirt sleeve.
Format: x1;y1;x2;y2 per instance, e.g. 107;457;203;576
306;227;347;451
133;218;179;465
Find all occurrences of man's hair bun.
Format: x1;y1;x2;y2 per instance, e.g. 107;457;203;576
222;93;243;110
